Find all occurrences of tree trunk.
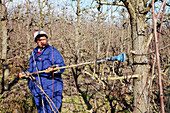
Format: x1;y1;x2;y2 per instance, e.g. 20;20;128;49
131;17;149;113
0;0;9;93
75;0;81;63
38;0;44;29
122;0;150;112
26;2;31;60
128;3;149;113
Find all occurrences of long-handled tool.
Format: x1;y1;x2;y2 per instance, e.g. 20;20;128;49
19;53;126;78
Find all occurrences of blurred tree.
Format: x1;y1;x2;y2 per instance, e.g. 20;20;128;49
0;0;9;93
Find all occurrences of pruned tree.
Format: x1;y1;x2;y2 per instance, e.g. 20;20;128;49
96;0;166;112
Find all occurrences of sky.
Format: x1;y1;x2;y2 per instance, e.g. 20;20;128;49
5;0;122;22
5;0;169;24
6;0;119;14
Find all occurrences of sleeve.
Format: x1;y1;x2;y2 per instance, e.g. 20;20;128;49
52;48;66;74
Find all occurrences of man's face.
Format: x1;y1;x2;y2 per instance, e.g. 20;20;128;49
36;36;48;49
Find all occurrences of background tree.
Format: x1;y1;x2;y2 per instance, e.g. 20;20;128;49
0;0;9;93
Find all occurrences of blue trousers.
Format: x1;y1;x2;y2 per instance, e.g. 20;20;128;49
33;91;62;113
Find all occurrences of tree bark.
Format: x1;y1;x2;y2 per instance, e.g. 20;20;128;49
124;1;149;112
0;0;9;93
26;2;31;60
75;0;81;63
131;17;149;113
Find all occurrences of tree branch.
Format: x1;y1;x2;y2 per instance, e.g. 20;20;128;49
97;0;124;6
122;0;136;20
138;0;158;14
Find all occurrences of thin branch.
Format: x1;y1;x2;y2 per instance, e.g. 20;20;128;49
156;0;166;20
152;0;165;112
97;0;124;6
147;57;156;113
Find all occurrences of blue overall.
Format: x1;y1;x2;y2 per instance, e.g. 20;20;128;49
26;44;66;113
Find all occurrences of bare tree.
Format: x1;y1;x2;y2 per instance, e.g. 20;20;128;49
0;0;9;93
96;0;166;112
75;0;81;63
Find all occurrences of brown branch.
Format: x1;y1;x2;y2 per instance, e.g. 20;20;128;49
121;0;136;20
97;0;124;6
156;0;166;20
147;57;156;113
152;0;165;112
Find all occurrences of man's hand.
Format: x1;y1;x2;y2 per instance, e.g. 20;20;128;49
46;65;59;73
46;67;54;73
18;73;25;78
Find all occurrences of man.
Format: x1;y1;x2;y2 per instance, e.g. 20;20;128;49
19;30;66;113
